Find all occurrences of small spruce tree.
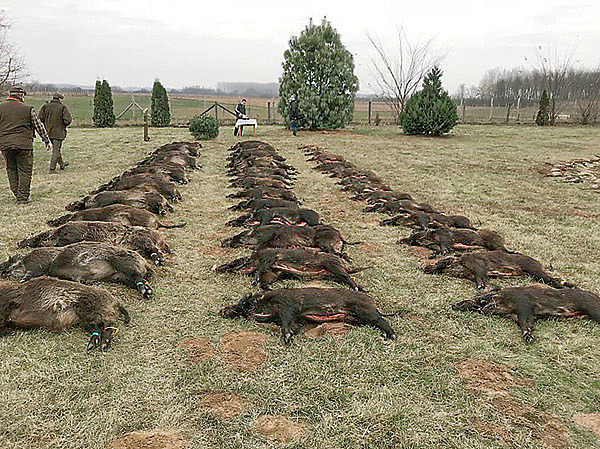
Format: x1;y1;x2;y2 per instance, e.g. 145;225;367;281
400;66;458;136
151;80;170;127
93;79;116;127
536;90;550;126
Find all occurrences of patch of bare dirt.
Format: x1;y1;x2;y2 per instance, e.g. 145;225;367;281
358;242;384;254
106;430;187;449
198;392;246;420
251;415;308;445
302;280;333;288
177;337;215;363
197;245;229;257
574;413;600;439
455;358;532;394
411;247;433;263
220;331;269;372
304;322;352;340
456;359;571;448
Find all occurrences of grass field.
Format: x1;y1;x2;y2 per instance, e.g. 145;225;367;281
1;124;600;448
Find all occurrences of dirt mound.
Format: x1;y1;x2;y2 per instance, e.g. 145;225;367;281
198;392;245;420
574;413;600;439
455;358;532;394
304;322;352;340
177;337;214;363
219;331;268;372
107;430;187;449
251;414;307;445
456;359;570;448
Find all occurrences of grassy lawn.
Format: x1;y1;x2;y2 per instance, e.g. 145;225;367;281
0;124;599;448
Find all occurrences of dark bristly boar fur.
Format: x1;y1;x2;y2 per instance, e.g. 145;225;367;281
229;174;293;189
452;284;600;343
89;173;181;202
226;187;298;202
221;224;352;261
399;227;511;256
423;250;572;290
232;177;292;191
219;287;396;344
123;163;190;184
0;276;129;351
350;190;414;203
228;198;298;212
65;190;173;215
215;248;366;291
48;204;186;229
17;221;170;266
381;211;474;230
364;199;439;214
226;207;320;228
0;242;154;298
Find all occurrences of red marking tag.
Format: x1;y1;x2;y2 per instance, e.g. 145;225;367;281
253;312;272;318
305;312;347;322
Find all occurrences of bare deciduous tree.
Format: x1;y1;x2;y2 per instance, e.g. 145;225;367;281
367;27;444;123
0;11;26;91
529;45;576;125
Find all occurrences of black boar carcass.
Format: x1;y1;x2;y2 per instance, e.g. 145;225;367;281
381;211;474;230
89;173;181;202
219;287;396;344
17;221;170;266
0;276;129;350
452;284;600;343
225;207;320;227
215;248;366;290
48;204;186;229
65;190;173;215
399;227;511;256
0;242;154;298
423;250;572;290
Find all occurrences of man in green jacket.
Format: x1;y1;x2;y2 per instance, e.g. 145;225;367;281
38;92;72;173
0;86;52;204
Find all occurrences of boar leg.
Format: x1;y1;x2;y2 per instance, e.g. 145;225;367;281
461;257;489;290
100;326;119;351
216;257;251;273
360;311;396;340
325;262;362;291
256;269;279;290
225;213;252;227
86;323;104;351
515;303;536;343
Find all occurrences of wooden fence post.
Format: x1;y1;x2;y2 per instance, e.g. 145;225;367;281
214;102;218;123
143;109;150;142
267;102;271;123
505;103;511;123
516;96;521;121
489;97;494;121
368;100;372;124
461;97;465;122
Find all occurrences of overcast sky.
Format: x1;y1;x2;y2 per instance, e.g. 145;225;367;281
4;0;600;95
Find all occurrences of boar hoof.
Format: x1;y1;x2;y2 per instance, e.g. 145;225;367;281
523;329;534;344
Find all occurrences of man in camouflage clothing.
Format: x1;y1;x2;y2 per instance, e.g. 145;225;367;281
0;86;52;204
38;92;72;173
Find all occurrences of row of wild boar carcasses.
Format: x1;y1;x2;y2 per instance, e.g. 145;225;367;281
216;140;397;344
301;144;600;344
0;141;200;351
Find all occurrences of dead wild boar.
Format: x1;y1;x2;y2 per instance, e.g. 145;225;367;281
228;157;297;173
399;227;511;256
364;199;439;214
227;166;295;180
151;141;201;157
221;224;352;261
140;152;198;170
0;276;129;350
90;173;181;202
228;198;299;212
423;250;572;290
350;190;414;203
0;242;154;298
381;211;474;230
226;187;298;202
226;207;320;227
232;177;292;191
229;174;293;189
452;284;600;343
17;221;170;266
340;179;392;194
124;163;190;184
219;287;396;344
65;190;173;215
48;204;186;229
215;248;366;290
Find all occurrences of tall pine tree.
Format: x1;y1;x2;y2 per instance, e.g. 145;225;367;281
93;79;115;127
151;80;170;127
278;18;358;129
535;89;550;126
400;66;457;136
